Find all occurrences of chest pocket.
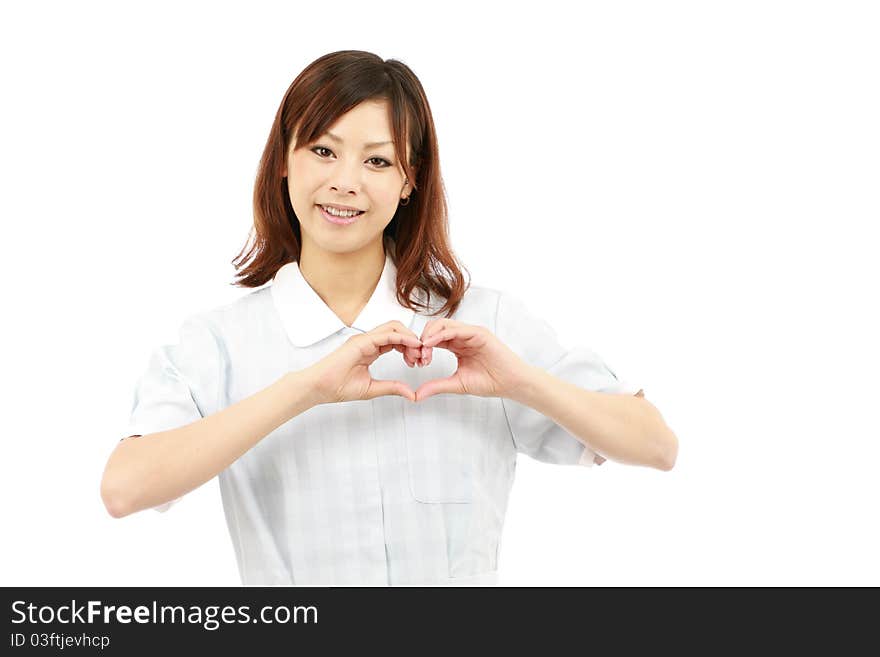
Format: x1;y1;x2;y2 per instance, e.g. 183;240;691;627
401;347;489;504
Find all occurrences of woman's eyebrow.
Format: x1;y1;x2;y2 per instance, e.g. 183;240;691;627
324;131;392;149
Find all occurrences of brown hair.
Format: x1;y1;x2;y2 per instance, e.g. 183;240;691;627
230;50;470;318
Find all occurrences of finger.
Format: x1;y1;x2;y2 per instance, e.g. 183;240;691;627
365;379;416;402
379;338;422;364
383;330;424;355
407;341;425;367
421;327;467;348
397;344;415;367
375;320;423;345
419;319;456;343
364;330;424;353
387;342;421;367
420;321;462;365
413;343;432;367
378;319;417;333
415;375;462;401
380;342;421;366
366;327;424;366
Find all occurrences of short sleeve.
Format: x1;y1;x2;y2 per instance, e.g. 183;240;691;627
495;291;643;467
122;315;225;511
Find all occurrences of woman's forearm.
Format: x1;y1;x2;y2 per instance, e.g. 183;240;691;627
100;368;321;518
509;365;678;470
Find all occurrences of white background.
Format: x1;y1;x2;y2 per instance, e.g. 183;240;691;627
2;1;877;586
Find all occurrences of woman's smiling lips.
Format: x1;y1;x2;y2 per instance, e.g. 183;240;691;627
320;202;364;212
317;203;365;226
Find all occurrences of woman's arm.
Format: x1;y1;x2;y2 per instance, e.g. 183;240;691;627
100;368;321;518
511;366;678;471
414;317;678;471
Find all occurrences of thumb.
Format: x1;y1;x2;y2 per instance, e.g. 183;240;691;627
415;376;462;402
364;379;416;402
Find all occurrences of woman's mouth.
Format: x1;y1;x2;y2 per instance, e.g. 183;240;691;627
318;204;365;226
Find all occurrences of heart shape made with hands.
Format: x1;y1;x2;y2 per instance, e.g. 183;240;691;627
388;319;528;403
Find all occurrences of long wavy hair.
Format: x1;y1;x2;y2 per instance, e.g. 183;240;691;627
230;50;470;318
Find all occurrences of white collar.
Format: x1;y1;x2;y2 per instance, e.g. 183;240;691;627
270;250;417;347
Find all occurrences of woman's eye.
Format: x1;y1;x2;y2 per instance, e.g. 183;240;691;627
311;146;391;168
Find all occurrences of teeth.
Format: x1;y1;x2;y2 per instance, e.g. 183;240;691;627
322;205;362;218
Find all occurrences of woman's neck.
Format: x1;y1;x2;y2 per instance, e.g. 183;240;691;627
298;238;387;327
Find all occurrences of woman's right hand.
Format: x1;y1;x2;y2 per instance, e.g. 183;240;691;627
304;321;425;405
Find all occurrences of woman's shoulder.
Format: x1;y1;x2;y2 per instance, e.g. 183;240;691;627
458;283;501;305
431;283;535;321
183;286;274;335
451;284;549;330
462;283;538;309
446;284;504;322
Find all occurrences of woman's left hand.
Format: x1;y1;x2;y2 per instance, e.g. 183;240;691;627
413;319;533;401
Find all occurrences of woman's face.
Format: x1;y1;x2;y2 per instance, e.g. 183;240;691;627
283;99;411;256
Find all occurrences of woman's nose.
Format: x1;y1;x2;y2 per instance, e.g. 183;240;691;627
329;159;364;194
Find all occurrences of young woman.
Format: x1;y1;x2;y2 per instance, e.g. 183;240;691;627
101;50;678;586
